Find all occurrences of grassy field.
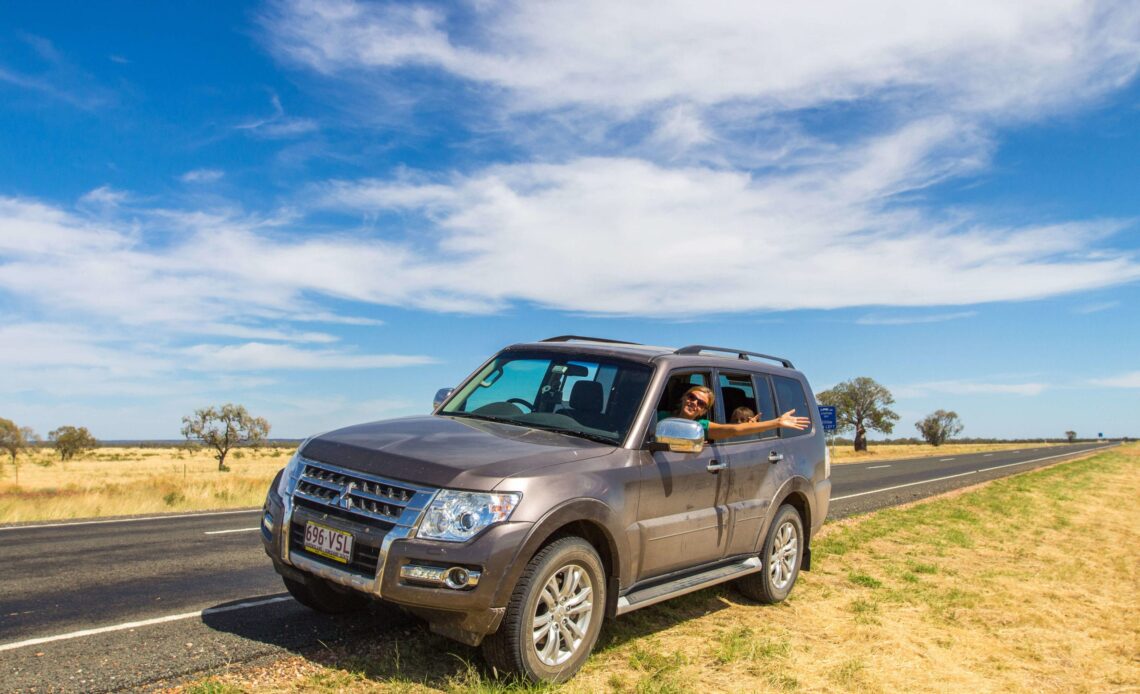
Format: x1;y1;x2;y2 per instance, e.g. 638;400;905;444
169;443;1138;693
0;446;294;524
0;441;1086;524
828;441;1065;464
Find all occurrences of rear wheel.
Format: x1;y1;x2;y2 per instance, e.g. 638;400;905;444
283;575;369;614
482;537;605;683
735;504;804;604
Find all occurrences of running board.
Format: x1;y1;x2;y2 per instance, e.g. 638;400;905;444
615;557;762;616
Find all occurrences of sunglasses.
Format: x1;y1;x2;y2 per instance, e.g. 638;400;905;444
685;393;710;408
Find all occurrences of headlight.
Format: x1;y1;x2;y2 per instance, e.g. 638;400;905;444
275;444;309;498
417;490;521;542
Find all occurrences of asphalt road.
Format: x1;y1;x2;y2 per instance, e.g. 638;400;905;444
0;441;1115;692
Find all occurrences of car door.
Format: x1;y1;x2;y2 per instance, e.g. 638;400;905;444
720;372;787;557
635;371;730;580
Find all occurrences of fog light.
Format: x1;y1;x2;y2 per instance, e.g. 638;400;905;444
445;567;470;589
400;563;481;589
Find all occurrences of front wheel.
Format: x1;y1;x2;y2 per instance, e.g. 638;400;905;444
482;537;606;683
283;575;369;614
735;504;804;604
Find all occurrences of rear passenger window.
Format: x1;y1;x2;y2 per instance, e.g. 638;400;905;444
772;375;813;438
717;373;760;442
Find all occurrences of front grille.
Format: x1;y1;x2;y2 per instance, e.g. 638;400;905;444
293;458;434;525
285;457;438;580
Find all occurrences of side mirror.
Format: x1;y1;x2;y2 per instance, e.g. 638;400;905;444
653;417;705;454
433;387;454;410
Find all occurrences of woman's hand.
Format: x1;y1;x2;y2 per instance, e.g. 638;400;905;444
776;409;811;430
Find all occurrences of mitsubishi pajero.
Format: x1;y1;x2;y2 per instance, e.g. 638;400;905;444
261;336;831;682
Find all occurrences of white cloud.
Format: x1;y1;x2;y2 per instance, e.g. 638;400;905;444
857;311;978;325
1088;372;1140;388
264;0;1140;118
180;168;225;183
182;342;436;371
318;155;1140;315
1074;300;1120;314
237;93;318;138
78;185;129;207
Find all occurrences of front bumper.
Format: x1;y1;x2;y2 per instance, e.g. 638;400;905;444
261;483;532;644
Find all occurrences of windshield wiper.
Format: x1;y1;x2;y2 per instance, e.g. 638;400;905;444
444;412;516;424
527;425;618;445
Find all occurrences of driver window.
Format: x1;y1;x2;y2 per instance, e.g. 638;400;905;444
657;372;710;416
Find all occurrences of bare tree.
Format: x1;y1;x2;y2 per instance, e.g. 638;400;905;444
181;404;271;471
915;410;964;446
817;377;899;452
48;426;98;461
1064;430;1077;443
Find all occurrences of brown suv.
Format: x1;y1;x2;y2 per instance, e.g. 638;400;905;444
260;336;831;682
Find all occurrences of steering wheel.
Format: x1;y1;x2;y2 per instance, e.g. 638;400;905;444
506;398;535;412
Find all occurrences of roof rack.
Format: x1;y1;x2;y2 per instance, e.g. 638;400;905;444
674;345;794;369
542;335;643;345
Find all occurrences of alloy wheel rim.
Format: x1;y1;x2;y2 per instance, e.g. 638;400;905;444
531;564;594;666
768;520;799;590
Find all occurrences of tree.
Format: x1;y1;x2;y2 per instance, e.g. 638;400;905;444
817;377;899;452
48;426;98;461
181;404;271;471
0;418;32;482
915;410;964;446
1065;430;1077;443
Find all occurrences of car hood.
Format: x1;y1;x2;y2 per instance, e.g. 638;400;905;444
299;415;615;490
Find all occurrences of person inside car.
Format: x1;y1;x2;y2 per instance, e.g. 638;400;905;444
730;406;756;423
661;385;810;441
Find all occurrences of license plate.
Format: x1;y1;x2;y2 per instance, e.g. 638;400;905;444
303;521;354;563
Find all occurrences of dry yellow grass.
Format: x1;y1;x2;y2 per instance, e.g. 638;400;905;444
0;445;295;524
171;444;1139;694
829;441;1064;464
0;441;1074;523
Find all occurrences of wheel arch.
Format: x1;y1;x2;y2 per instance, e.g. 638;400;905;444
762;476;816;570
490;498;626;609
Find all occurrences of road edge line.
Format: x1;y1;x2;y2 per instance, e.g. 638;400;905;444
0;596;293;653
0;508;261;532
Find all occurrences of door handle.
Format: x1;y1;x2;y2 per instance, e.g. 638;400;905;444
707;459;727;473
768;451;784;464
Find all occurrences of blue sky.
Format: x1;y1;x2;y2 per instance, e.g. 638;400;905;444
1;0;1138;441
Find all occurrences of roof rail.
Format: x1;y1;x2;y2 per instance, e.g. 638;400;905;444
674;345;794;369
542;335;643;345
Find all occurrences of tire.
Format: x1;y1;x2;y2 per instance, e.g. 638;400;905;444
735;504;804;604
482;537;606;683
283;575;369;614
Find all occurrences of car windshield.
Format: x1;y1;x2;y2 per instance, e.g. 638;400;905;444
440;351;652;445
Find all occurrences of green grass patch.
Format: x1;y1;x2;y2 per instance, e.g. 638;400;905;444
847;571;882;588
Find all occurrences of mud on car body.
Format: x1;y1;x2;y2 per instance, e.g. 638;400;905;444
261;336;831;682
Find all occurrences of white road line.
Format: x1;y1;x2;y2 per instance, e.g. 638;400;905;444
939;458;954;461
983;453;993;457
867;465;891;469
204;527;260;535
0;596;293;653
0;508;260;532
832;448;1097;502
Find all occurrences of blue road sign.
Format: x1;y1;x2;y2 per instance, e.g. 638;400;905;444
818;405;837;432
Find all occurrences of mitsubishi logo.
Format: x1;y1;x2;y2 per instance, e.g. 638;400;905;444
338;482;356;509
